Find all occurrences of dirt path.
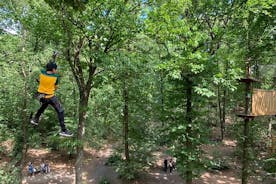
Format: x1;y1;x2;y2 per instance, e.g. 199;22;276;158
82;146;122;184
194;139;242;184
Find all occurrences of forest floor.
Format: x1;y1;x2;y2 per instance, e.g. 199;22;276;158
21;139;275;184
1;127;275;184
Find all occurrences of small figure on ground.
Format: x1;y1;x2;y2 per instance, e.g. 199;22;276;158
172;158;176;170
45;163;50;173
163;158;168;172
30;61;73;137
28;162;34;176
169;158;174;174
40;159;50;174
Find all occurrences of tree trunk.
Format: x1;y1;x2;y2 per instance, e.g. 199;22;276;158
217;86;223;139
62;12;97;184
218;84;227;141
221;61;229;141
19;80;28;183
221;88;226;140
123;79;130;161
75;91;89;184
218;85;227;141
19;33;28;183
160;72;165;127
65;44;95;183
185;76;193;184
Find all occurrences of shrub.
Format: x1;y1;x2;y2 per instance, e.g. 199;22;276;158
0;168;19;184
99;176;110;184
263;156;276;173
115;160;142;180
105;154;122;166
47;134;79;155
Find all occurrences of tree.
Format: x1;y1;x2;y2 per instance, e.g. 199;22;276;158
226;1;275;183
0;1;41;182
35;0;143;182
146;1;216;183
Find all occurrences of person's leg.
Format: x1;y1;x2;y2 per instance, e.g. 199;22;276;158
49;96;66;131
164;160;168;172
49;96;73;137
32;98;49;124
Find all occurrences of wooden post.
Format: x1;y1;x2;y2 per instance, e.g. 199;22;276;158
237;60;258;184
242;78;251;184
243;62;250;184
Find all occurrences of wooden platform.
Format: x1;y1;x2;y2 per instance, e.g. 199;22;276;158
236;114;257;119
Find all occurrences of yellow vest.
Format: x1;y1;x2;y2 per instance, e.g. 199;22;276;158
37;70;59;98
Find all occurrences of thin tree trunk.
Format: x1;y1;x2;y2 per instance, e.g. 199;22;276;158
218;83;227;141
221;88;226;140
123;79;130;161
217;85;223;140
221;61;229;141
20;80;28;183
160;72;165;127
19;32;28;183
185;76;193;184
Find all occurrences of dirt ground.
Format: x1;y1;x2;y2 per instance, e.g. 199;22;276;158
0;124;273;184
21;139;275;184
22;146;185;184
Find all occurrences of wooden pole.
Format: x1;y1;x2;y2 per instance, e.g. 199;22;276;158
241;84;251;184
241;60;252;184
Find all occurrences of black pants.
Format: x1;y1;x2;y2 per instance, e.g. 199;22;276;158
169;166;173;173
34;96;66;131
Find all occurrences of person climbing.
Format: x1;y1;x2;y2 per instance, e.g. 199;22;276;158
30;61;73;137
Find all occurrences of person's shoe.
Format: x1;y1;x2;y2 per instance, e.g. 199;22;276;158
30;119;38;126
59;130;73;137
